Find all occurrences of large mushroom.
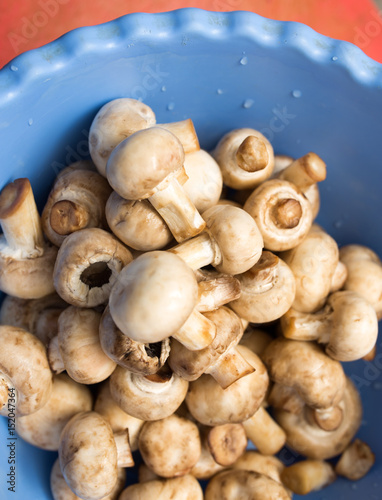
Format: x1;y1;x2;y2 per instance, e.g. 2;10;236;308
0;178;58;299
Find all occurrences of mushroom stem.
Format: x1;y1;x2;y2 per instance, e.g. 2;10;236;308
170;231;218;270
270;198;303;229
114;429;135;468
0;178;44;257
236;136;269;173
311;406;343;431
196;272;241;312
281;460;336;495
159;119;200;154
48;335;65;374
278;152;327;191
149;175;206;243
173;309;216;351
281;306;331;343
49;200;90;236
243;406;287;455
206;346;255;389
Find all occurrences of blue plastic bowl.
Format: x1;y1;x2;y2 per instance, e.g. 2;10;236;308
0;9;381;500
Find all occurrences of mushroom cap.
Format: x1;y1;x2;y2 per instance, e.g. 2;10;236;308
325;290;378;361
138;414;201;478
230;251;296;323
59;411;119;500
57;306;116;384
94;382;144;452
274;377;362;460
109;251;198;344
262;338;346;409
0;325;52;416
185;345;269;426
109;366;189;421
0;241;58;299
16;374;92;451
53;228;132;308
105;193;173;251
183;150;223;212
239;327;274;357
89;98;156;176
169;306;243;381
244;179;313;252
119;475;204;500
99;305;170;375
106;127;185;200
202;204;263;275
233;451;285;485
205;469;290;500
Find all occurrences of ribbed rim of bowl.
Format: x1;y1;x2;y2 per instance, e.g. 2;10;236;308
1;8;382;102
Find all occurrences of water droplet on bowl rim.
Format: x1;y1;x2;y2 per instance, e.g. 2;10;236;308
28;118;33;126
161;86;166;92
292;89;302;98
167;102;175;111
332;56;338;61
239;56;248;66
10;65;18;72
242;99;254;109
217;89;223;95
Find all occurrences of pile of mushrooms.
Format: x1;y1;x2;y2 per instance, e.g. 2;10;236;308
0;97;379;499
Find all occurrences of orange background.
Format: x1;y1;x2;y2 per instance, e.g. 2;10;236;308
1;0;382;69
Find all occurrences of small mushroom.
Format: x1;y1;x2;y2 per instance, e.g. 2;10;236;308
262;338;346;410
169;307;254;389
48;306;116;384
0;325;52;416
212;128;275;189
205;469;291;500
340;244;382;319
280;290;379;362
280;225;340;313
106;127;205;242
50;458;127;500
109;251;216;351
59;411;134;500
233;451;285;485
109;365;188;421
274;377;362;460
185;345;269;426
182;149;223;212
244;179;313;251
94;382;144;452
242;406;287;456
195;268;241;312
99;305;170;375
281;459;336;495
0;178;58;299
335;439;375;480
230;251;296;323
53;227;133;308
42;164;112;247
105;193;173;251
0;293;67;347
119;475;203;500
138;413;201;478
16;374;92;450
170;204;263;275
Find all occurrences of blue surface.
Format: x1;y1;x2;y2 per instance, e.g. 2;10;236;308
0;8;381;500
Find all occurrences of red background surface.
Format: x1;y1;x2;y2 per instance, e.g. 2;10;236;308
1;0;382;69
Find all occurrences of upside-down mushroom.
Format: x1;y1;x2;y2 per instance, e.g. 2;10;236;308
0;178;58;299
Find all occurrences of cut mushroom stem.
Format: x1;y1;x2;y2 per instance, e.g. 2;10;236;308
49;200;90;236
0;178;44;256
159;119;200;154
270;198;303;229
207;423;247;466
243;406;287;455
173;309;217;351
170;231;218;271
114;429;135;468
235;135;269;172
281;459;336;495
277;152;327;191
335;439;375;480
206;347;254;389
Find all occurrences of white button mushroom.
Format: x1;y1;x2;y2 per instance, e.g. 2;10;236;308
169;204;264;275
53;227;133;308
212;128;275;189
106;127;205;242
232;450;285;486
16;374;92;450
0;325;53;416
118;475;204;500
0;178;58;299
42;164;112;247
244;179;313;251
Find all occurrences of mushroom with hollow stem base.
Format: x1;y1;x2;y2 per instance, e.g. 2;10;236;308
169;204;264;275
138;413;201;478
0;325;52;417
0;178;58;299
212;128;275;190
281;459;336;495
230;251;296;323
280;290;379;362
106;127;205;242
119;475;204;500
244;179;313;252
53;227;132;308
59;411;134;500
335;439;375;480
